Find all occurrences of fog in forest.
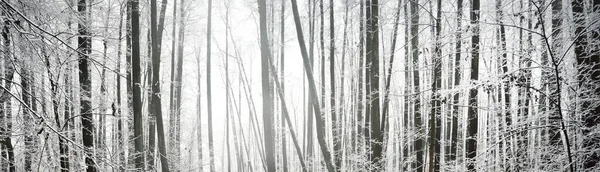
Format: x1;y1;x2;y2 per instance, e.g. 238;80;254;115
0;0;599;171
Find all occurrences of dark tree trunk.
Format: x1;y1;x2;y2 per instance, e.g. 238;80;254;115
0;21;14;169
366;0;382;170
0;98;14;172
356;0;364;162
409;0;423;171
23;69;35;171
428;0;442;171
150;0;171;170
78;0;96;170
319;1;325;150
449;0;462;163
402;0;410;170
466;0;480;170
131;0;145;169
125;0;134;167
146;0;167;170
495;0;509;170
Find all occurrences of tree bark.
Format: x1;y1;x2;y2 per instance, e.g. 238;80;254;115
449;0;462;164
466;0;480;170
168;0;178;168
78;0;96;170
0;18;14;172
366;0;382;170
115;3;125;170
146;29;155;170
409;0;423;170
258;0;276;170
131;0;145;169
356;0;365;165
171;0;186;169
125;0;136;168
428;0;442;171
150;0;171;170
328;0;340;170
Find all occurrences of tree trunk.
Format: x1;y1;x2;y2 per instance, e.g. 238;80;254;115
402;0;410;170
449;0;462;164
327;0;340;168
329;0;340;170
206;0;216;171
26;71;38;171
146;29;155;170
196;42;203;172
78;0;96;170
147;0;167;169
125;0;135;167
466;0;479;170
305;0;315;164
409;0;423;170
495;0;509;170
366;0;382;170
131;0;145;169
339;0;349;168
168;0;178;167
0;96;14;172
357;0;365;161
279;0;288;170
428;0;442;171
115;3;125;170
225;2;231;171
258;0;276;170
0;19;14;171
319;2;326;153
150;0;171;170
23;69;35;171
171;0;186;169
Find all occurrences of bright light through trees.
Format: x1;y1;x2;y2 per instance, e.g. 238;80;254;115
0;0;598;171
